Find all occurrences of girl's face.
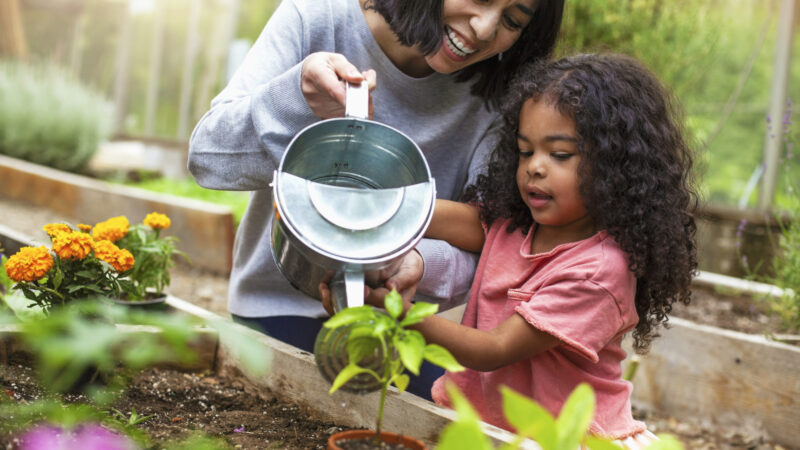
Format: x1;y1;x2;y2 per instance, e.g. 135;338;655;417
516;98;592;232
425;0;539;74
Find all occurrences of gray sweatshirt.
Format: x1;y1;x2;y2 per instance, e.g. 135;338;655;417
188;0;500;318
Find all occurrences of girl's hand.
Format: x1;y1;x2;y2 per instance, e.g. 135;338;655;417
301;52;377;119
365;250;422;307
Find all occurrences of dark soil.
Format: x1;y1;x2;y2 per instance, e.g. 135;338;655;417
0;352;348;449
673;284;797;343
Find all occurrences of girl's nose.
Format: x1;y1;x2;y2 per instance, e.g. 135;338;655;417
469;9;501;42
526;157;546;178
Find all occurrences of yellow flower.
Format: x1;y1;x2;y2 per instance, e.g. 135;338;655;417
43;223;72;238
92;216;130;242
144;212;171;230
77;224;92;233
51;231;93;260
92;239;135;272
4;246;54;282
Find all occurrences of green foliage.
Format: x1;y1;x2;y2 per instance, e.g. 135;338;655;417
0;298;271;447
15;300;202;398
116;220;187;300
558;1;800;209
122;176;249;225
437;384;684;450
0;252;11;297
766;146;800;331
111;406;153;426
0;61;112;172
323;289;464;436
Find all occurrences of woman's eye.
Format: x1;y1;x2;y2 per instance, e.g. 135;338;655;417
503;15;523;30
519;150;533;158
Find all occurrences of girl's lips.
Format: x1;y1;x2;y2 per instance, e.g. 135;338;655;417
527;192;552;209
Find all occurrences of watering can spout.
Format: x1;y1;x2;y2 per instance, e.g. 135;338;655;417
329;271;365;313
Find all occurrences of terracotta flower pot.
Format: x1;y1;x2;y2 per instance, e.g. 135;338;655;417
328;430;426;450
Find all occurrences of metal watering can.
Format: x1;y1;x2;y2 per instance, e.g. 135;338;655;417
270;81;436;392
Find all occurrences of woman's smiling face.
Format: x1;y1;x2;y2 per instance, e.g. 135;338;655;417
425;0;538;74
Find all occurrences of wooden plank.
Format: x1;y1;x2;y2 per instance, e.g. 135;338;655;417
0;154;235;274
0;323;218;371
627;316;800;447
213;320;522;448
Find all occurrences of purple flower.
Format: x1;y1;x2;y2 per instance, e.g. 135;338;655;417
736;219;747;237
19;423;138;450
234;426;245;433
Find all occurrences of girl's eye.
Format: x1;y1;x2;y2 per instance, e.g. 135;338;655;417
552;153;573;161
519;150;533;158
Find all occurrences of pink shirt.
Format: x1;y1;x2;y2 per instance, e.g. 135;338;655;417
431;218;646;439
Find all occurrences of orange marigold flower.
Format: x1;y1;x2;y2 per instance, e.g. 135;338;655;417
77;224;93;233
93;240;135;272
114;248;135;272
51;231;93;260
43;223;72;237
92;216;130;242
144;212;171;230
4;246;53;282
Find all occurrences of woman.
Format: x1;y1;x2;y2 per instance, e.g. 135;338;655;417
188;0;563;398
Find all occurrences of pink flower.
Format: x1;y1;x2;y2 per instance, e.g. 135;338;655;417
19;423;138;450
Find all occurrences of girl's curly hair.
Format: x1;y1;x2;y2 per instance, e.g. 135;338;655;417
464;54;699;353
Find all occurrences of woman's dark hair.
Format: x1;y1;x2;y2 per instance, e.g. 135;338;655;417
465;54;699;353
371;0;564;109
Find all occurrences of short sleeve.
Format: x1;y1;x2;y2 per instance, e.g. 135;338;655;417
513;279;624;363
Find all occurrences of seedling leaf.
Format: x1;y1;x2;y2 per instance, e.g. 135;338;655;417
424;344;465;372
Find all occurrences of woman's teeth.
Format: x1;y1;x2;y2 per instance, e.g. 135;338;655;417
446;27;476;57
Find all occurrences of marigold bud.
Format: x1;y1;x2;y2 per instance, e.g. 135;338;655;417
144;212;171;230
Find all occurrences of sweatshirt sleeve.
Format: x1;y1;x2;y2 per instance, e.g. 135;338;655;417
414;117;498;308
188;0;316;191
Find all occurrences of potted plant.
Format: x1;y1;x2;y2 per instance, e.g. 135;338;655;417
319;289;464;450
91;212;187;306
2;222;133;312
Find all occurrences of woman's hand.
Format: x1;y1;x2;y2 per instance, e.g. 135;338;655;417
301;52;377;119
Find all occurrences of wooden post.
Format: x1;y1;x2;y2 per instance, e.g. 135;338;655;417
195;0;239;123
69;6;88;76
112;0;133;134
0;0;29;59
758;0;796;212
177;0;201;140
145;0;167;137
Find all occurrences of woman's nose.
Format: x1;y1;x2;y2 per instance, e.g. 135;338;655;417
470;10;501;42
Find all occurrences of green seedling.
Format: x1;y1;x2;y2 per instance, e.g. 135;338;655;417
437;383;685;450
112;407;153;426
323;289;464;441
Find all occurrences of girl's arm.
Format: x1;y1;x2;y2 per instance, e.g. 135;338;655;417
425;199;485;252
412;310;559;372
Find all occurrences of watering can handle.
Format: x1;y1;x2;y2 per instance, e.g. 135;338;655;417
345;81;369;120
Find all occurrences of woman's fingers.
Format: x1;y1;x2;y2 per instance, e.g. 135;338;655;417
301;52;371;119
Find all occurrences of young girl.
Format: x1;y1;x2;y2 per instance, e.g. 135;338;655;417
366;53;698;445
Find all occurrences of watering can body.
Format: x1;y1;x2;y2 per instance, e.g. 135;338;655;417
270;82;436;313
